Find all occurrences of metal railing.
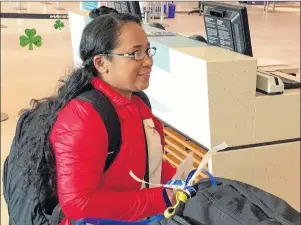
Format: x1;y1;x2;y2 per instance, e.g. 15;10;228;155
263;1;276;13
139;1;168;24
80;1;168;25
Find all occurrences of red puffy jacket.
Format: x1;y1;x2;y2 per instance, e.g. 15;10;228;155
50;77;176;224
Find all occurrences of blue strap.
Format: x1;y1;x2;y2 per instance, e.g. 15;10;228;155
162;188;172;207
201;169;217;187
166;169;217;188
166;179;185;186
76;214;164;225
185;169;217;187
185;170;196;186
183;186;196;198
164;169;216;199
164;169;217;198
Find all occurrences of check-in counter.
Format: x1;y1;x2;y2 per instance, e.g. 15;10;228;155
144;25;300;211
68;12;300;211
145;25;300;148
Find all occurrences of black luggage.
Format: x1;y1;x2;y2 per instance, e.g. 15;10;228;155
156;177;300;225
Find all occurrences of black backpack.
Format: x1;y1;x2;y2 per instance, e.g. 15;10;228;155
154;177;300;225
3;89;152;225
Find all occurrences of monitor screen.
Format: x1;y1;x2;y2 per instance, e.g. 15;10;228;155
202;2;253;57
107;1;142;18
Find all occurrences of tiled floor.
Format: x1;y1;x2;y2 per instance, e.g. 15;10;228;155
1;2;300;224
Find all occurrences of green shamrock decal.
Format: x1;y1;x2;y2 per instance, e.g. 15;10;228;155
19;29;42;50
54;20;64;30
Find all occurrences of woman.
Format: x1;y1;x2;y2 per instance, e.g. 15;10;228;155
52;10;178;224
6;10;177;225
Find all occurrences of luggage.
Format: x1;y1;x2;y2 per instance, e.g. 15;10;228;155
72;142;301;225
2;89;151;225
155;177;301;225
73;176;301;225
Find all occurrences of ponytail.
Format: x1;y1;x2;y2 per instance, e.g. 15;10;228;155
16;66;95;209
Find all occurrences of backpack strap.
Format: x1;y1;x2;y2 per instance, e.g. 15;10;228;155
78;90;152;172
142;127;150;189
133;91;152;110
76;89;122;172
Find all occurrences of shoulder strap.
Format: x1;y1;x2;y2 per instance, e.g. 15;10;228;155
142;128;150;189
77;89;121;172
133;91;152;110
77;89;152;177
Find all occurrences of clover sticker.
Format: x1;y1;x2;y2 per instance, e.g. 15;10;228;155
54;20;64;30
19;29;42;50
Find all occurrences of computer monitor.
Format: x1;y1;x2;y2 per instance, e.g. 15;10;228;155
202;2;253;57
107;1;142;19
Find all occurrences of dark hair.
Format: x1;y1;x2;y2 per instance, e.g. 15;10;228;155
16;12;141;212
189;35;208;43
149;22;165;30
89;6;118;19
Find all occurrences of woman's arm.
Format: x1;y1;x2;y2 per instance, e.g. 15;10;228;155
50;99;168;221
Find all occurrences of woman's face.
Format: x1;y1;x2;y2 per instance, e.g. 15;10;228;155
94;22;153;96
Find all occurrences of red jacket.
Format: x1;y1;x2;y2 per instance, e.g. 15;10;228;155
50;77;176;224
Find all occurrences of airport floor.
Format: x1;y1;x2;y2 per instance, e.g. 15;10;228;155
1;2;300;224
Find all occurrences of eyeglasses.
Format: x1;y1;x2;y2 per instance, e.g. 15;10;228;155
97;47;156;61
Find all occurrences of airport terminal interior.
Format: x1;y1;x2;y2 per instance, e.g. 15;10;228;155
1;1;300;225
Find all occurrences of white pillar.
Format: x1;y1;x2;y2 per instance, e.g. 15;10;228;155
54;1;65;11
14;1;26;10
160;2;164;24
